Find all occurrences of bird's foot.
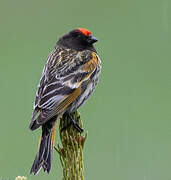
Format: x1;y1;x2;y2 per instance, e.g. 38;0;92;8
61;113;83;133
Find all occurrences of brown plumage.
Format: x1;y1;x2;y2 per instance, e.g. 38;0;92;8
29;28;101;175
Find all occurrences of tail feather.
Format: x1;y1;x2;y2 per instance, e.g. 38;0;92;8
42;132;52;173
42;148;52;173
30;118;57;175
42;122;57;173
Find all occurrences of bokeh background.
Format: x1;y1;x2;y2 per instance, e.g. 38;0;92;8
0;0;170;179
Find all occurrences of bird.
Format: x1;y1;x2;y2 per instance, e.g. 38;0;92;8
29;28;101;175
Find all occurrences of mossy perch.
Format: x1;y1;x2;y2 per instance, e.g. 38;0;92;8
55;111;88;180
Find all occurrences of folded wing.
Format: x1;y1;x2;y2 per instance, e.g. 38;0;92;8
29;48;99;130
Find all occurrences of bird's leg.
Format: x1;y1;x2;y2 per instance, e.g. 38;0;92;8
68;113;83;133
61;112;83;133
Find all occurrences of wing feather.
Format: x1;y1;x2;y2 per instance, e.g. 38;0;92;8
30;47;99;128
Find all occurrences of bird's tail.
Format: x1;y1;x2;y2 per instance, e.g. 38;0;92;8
30;120;57;175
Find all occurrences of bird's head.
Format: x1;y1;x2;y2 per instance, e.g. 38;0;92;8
57;28;98;51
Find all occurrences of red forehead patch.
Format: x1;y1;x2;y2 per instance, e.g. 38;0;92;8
78;28;91;36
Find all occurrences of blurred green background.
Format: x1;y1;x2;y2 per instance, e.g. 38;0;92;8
0;0;170;179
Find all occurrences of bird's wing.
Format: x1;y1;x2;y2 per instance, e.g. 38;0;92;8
30;48;99;128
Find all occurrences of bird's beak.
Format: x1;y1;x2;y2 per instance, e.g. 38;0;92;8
88;35;98;44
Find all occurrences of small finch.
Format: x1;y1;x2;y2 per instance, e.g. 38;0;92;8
29;28;101;175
